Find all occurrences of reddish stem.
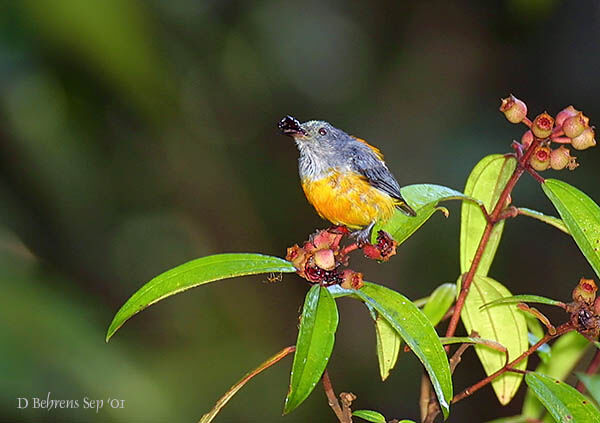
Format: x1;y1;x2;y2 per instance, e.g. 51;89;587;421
341;243;360;256
444;136;543;345
452;323;573;403
322;370;351;423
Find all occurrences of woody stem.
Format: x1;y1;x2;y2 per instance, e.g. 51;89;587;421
452;323;573;403
444;137;543;345
322;370;351;423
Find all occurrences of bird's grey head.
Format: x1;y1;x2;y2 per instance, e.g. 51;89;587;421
278;115;350;154
278;115;353;179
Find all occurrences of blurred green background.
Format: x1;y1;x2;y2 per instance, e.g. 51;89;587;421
2;0;600;422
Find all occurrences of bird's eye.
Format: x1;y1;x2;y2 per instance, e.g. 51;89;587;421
318;128;327;136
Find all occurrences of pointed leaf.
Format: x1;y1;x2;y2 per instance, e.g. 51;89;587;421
422;283;456;326
522;332;590;418
284;285;339;414
373;184;479;244
542;179;600;279
577;373;600;405
356;282;452;418
460;155;517;276
480;294;564;310
460;275;528;405
525;372;600;422
352;410;387;423
107;253;295;341
373;314;402;381
199;346;295;423
517;207;570;234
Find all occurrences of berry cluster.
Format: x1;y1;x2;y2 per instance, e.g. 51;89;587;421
567;278;600;340
500;95;596;171
286;227;397;287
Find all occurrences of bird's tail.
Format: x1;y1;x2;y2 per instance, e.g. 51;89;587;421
396;201;417;217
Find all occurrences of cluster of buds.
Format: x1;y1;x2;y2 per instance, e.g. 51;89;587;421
567;278;600;339
500;96;596;172
285;227;398;289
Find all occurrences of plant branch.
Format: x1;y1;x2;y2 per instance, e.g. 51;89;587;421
322;370;352;423
444;136;543;344
452;322;573;404
576;348;600;393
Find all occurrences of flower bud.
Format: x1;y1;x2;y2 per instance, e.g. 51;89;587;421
573;278;597;304
340;269;363;290
311;229;343;251
550;146;576;170
531;112;554;139
313;249;336;270
521;130;534;149
555;106;578;126
562;112;586;139
571;127;596;150
530;146;551;171
286;244;307;271
499;95;528;124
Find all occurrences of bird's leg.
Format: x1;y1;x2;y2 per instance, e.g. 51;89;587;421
350;221;376;245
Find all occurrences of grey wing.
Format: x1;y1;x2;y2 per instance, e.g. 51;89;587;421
350;146;417;216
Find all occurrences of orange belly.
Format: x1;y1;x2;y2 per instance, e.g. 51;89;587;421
301;171;397;229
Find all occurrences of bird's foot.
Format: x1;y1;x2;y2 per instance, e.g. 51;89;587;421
349;222;376;246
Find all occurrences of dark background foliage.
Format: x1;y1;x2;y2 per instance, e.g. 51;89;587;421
2;0;600;421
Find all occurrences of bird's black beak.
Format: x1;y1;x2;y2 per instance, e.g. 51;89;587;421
278;115;306;136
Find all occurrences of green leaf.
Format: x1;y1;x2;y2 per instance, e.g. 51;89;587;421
522;332;590;418
480;294;564;310
517;207;570;234
284;285;339;414
374;314;402;381
373;184;478;244
352;410;387;423
460;154;517;276
356;282;452;418
542;179;600;279
578;373;600;405
106;253;295;341
422;283;456;326
199;346;295;423
525;372;600;422
460;275;528;405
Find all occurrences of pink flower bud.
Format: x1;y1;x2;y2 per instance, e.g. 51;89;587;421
499;95;528;124
562;112;586;139
531;113;554;139
573;278;597;304
530;146;551;171
571;127;596;150
521;130;534;149
555;106;578;126
313;249;336;270
550;146;577;171
340;269;363;290
286;244;307;271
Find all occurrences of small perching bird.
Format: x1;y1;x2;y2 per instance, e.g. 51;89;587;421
279;115;416;242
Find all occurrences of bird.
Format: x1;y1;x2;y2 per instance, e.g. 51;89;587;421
278;115;416;242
